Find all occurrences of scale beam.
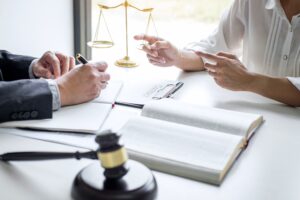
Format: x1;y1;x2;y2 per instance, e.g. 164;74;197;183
90;0;156;68
98;3;153;13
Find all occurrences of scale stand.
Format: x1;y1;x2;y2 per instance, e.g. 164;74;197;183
115;56;138;68
89;0;158;68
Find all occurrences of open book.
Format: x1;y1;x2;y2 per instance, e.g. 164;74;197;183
0;81;123;133
119;99;263;185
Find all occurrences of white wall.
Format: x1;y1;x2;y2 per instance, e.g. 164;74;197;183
0;0;74;57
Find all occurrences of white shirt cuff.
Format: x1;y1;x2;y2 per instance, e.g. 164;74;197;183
287;77;300;91
29;60;61;110
45;79;61;111
28;59;38;79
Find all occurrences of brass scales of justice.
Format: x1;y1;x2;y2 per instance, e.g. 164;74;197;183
88;0;158;68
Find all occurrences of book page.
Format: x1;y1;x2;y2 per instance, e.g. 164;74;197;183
0;103;112;133
3;128;98;150
142;99;263;138
119;116;244;183
93;81;123;104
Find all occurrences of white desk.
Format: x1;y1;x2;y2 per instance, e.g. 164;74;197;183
1;63;300;200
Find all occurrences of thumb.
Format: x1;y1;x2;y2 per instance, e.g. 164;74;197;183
134;34;144;40
36;67;53;79
217;52;238;60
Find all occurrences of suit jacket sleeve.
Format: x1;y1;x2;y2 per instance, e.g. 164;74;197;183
0;50;35;81
0;50;53;123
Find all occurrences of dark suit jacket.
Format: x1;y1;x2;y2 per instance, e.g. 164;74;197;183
0;50;52;123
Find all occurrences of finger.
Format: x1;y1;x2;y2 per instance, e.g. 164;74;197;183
207;70;219;78
93;62;108;72
94;89;101;98
214;77;220;84
44;51;61;78
194;51;224;62
204;63;219;72
151;41;171;50
100;82;107;89
217;52;238;60
134;34;162;44
36;67;52;79
149;59;165;66
98;73;110;82
149;58;166;65
142;45;158;57
55;52;70;75
147;54;166;63
69;57;75;70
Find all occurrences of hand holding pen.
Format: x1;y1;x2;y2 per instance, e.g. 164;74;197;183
76;54;109;85
54;54;110;106
75;54;183;110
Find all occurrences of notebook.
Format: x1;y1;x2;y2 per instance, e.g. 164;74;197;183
119;99;264;185
0;81;123;133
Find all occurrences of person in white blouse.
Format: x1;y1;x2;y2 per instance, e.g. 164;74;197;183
135;0;300;107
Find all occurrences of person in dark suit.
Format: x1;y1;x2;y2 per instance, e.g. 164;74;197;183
0;50;110;123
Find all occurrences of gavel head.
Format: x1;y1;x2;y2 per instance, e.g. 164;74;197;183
95;130;129;180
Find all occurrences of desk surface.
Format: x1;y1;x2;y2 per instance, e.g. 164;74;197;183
1;62;300;200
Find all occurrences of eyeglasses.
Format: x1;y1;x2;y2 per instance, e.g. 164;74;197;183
151;82;184;100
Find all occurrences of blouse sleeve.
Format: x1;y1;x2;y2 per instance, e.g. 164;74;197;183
287;77;300;91
184;0;246;56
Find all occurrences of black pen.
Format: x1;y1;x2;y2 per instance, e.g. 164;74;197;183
113;101;144;109
76;53;89;64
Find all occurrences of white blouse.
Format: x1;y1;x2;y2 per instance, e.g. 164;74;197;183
185;0;300;90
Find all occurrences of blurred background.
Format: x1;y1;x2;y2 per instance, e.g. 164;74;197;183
91;0;233;60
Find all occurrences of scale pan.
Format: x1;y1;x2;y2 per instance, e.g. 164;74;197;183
87;41;114;48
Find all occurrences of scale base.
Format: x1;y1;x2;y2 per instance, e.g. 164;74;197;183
71;160;157;200
115;56;138;68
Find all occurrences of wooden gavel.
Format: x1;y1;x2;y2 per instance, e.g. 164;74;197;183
0;130;129;180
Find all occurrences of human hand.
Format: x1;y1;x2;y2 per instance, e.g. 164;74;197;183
32;51;75;79
195;51;255;91
55;62;110;106
134;34;181;67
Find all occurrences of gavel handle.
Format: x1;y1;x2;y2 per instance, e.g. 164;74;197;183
0;151;97;161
